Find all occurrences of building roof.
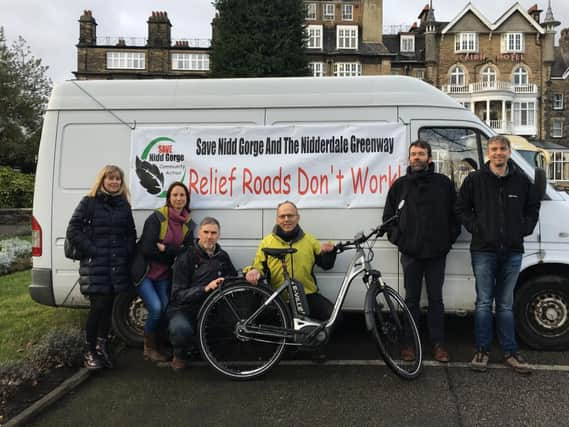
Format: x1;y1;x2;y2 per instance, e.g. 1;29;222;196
532;140;569;150
442;1;545;34
383;34;425;61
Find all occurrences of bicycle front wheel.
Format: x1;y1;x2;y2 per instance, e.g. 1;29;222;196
197;281;290;380
365;283;422;379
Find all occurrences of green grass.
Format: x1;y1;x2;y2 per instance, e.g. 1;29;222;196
0;270;86;363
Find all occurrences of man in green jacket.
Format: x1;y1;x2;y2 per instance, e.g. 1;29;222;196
245;201;337;324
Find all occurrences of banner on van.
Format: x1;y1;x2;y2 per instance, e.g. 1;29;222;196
130;123;406;209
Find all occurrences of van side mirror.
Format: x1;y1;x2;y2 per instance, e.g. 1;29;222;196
535;168;546;200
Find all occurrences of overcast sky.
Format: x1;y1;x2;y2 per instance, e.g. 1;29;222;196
1;0;568;84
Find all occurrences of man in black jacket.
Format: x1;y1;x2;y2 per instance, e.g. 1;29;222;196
383;140;460;363
168;217;237;370
457;135;540;374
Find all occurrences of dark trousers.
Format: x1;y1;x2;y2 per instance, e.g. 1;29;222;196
306;292;335;321
85;294;115;350
400;254;446;345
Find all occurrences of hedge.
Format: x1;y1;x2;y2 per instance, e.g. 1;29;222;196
0;167;34;208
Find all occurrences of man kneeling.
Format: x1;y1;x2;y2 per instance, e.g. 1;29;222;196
168;217;237;371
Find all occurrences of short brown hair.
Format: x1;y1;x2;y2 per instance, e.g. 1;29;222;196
409;140;432;158
487;135;511;149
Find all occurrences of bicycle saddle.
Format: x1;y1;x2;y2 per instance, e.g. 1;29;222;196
262;247;297;258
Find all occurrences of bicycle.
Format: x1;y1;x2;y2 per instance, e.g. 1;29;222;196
197;207;423;380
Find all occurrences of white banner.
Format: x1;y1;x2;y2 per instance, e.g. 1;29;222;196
130;124;406;209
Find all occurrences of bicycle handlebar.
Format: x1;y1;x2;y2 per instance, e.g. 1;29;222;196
334;211;398;253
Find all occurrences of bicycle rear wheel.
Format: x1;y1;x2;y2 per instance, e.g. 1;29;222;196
197;281;290;380
365;283;422;379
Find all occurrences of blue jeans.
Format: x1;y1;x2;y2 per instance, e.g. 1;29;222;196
471;251;522;354
168;311;196;359
137;278;170;334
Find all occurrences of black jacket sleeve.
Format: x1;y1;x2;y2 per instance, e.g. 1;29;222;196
171;249;207;305
315;251;336;270
456;174;477;234
448;180;462;243
523;179;541;236
66;196;97;258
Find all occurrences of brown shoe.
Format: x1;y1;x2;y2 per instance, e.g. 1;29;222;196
400;346;416;362
171;356;187;371
144;334;170;363
504;353;532;375
433;344;450;363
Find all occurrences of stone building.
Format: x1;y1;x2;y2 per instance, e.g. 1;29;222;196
303;0;393;76
74;10;210;79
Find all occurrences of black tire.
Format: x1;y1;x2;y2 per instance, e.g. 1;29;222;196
515;275;569;350
365;283;422;379
197;281;290;380
112;288;146;347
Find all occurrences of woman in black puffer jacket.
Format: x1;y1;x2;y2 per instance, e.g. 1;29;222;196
66;165;136;370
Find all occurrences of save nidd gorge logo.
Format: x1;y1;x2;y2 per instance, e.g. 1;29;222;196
135;136;185;197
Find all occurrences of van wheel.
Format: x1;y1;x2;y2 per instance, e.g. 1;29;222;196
112;289;146;347
515;275;569;350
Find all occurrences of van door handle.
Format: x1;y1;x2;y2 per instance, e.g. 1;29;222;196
559;232;569;238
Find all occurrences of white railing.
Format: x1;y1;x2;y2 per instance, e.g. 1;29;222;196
443;81;538;95
95;37;211;48
487;120;513;132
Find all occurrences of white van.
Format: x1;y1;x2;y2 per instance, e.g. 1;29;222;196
30;76;569;350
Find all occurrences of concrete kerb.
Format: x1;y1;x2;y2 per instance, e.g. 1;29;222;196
3;368;91;427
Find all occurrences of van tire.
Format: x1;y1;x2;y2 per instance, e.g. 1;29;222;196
112;289;146;347
515;275;569;350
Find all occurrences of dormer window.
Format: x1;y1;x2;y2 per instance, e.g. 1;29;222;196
455;33;478;53
400;35;415;53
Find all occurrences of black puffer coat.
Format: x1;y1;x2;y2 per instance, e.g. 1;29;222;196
66;193;136;295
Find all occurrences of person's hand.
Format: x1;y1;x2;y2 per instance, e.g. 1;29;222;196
205;277;223;292
245;269;261;285
321;241;334;253
156;242;166;252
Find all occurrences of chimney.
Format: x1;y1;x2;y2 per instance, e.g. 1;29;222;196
78;10;97;46
147;11;172;48
362;0;383;44
527;4;542;23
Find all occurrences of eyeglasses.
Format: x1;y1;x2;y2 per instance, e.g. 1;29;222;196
277;214;298;220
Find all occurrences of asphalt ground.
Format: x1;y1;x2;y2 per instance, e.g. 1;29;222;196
28;315;569;427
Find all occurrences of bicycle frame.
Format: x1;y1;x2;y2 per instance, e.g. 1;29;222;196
238;237;382;347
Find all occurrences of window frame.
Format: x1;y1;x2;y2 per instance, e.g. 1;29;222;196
513;66;528;86
503;32;524;53
106;51;146;70
454;33;478;53
306;25;323;49
337;25;358;50
400;35;415;53
513;101;535;127
309;62;325;77
323;3;335;20
553;93;564;110
449;65;466;87
305;3;317;20
552;118;564;138
171;53;210;71
342;4;353;20
333;62;361;77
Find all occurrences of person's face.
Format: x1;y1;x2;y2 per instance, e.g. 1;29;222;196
169;185;188;211
487;141;511;168
276;203;299;233
198;223;220;251
103;173;122;194
409;146;431;172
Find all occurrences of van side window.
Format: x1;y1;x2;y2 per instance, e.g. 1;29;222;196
419;127;484;190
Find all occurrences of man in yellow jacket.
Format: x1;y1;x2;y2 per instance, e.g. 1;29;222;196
245;201;337;323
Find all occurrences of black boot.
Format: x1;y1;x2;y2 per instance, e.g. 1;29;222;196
84;350;103;370
96;337;114;369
